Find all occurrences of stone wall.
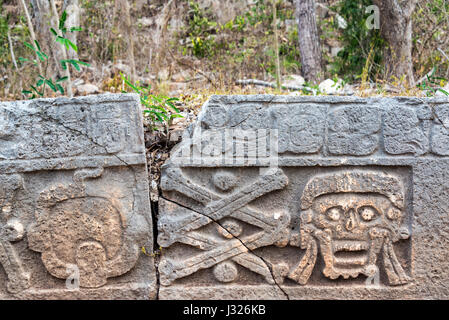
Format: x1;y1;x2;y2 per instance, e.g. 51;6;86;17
0;94;155;299
159;95;449;299
2;94;449;299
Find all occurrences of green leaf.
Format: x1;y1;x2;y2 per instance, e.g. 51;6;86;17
66;39;78;52
45;79;56;92
437;88;449;96
152;96;162;103
50;28;58;36
70;60;80;71
166;102;180;113
154;112;166;121
30;85;43;96
18;57;29;62
56;76;68;83
56;36;69;50
61;59;80;71
143;110;164;122
122;74;140;92
22;90;32;95
59;11;67;30
36;79;44;87
36;51;47;62
34;40;41;51
24;41;35;52
76;60;90;67
56;84;64;94
70;26;83;32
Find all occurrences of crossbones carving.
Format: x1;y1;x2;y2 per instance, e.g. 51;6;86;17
288;170;411;286
159;167;290;285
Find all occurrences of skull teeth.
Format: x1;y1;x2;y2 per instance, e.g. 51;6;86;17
333;240;370;252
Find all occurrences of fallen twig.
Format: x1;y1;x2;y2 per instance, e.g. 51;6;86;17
236;79;306;91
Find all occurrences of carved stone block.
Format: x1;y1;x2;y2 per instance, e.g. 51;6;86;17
159;95;449;299
327;105;380;155
0;94;155;299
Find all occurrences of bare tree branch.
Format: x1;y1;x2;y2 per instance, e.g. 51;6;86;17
7;30;18;70
18;0;43;74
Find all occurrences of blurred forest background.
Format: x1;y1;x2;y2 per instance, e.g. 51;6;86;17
1;0;449;102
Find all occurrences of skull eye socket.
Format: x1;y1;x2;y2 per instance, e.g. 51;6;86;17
325;206;343;221
358;206;379;221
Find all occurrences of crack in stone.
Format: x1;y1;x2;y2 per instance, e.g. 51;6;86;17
434;109;449;131
150;200;161;300
159;195;290;300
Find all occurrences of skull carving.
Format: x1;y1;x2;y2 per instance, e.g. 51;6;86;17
289;171;411;286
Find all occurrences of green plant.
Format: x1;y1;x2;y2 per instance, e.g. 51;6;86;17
0;3;9;68
244;0;272;27
181;1;218;58
121;73;183;128
417;67;449;96
327;0;385;82
20;10;89;98
413;0;449;80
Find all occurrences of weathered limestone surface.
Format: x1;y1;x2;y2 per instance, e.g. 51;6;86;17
159;95;449;300
0;94;156;299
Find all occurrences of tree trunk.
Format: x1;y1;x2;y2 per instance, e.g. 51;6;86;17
272;0;281;89
30;0;50;33
63;0;80;60
154;0;174;81
116;0;137;82
32;0;65;76
372;0;418;86
294;0;322;83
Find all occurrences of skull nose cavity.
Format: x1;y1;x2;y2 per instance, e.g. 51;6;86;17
345;209;357;231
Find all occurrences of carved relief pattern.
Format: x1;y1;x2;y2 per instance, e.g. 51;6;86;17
383;106;429;155
27;168;141;288
0;95;153;298
158;168;291;285
290;171;410;285
160;168;412;287
327;106;381;156
271;105;325;154
196;99;449;157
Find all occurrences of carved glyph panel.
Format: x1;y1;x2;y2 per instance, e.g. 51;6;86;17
161;95;449;299
159;166;412;292
0;94;155;299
